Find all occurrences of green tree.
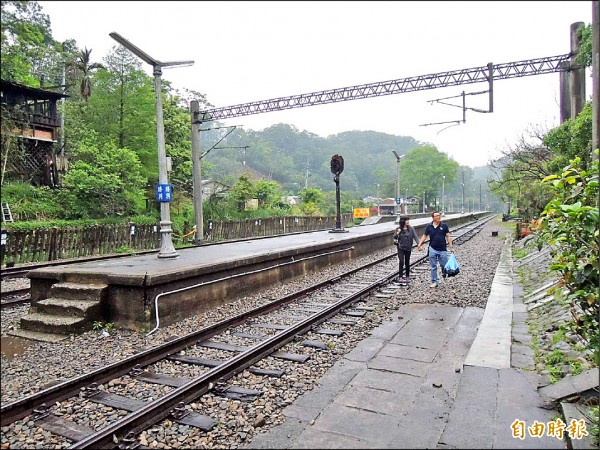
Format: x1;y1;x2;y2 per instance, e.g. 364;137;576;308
1;0;56;85
73;47;104;102
254;179;280;208
399;145;459;209
65;46;157;181
228;174;255;212
544;102;593;172
59;137;146;218
575;23;592;68
299;187;325;215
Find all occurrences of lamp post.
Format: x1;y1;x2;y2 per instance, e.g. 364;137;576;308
405;188;408;214
376;184;380;216
441;175;445;215
110;32;193;258
461;183;465;213
391;151;404;217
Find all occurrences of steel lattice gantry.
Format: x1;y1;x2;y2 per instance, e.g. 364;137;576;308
198;53;572;122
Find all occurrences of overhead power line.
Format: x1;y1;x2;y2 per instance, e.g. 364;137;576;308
198;53;572;122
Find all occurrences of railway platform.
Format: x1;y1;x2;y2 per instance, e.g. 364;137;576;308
16;213;483;339
244;236;598;449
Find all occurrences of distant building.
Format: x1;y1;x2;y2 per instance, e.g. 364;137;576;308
1;80;68;187
282;195;302;206
200;180;229;199
379;198;396;215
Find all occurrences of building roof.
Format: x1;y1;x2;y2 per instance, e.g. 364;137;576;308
1;79;69;101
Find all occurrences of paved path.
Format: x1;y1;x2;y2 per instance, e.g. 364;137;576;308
245;237;565;449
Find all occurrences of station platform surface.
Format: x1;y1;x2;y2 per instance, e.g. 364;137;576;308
28;216;413;281
244;236;567;449
29;214;479;284
24;213;482;336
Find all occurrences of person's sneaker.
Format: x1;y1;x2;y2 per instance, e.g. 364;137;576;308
399;276;406;284
429;282;438;288
405;276;410;283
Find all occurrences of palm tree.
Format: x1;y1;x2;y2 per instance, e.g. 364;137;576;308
74;47;105;102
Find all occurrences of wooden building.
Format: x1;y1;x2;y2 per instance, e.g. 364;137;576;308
1;80;68;187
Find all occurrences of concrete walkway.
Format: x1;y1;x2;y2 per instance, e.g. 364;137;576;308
245;237;565;449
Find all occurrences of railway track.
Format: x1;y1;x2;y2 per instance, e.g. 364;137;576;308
1;216;493;449
0;288;31;309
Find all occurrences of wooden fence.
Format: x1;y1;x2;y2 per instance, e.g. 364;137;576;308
1;214;354;265
204;214;353;242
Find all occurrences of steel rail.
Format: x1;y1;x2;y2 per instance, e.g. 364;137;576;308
1;215;493;429
71;215;495;448
69;274;383;449
0;289;31;309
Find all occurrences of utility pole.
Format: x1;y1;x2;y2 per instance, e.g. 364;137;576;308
305;159;310;188
392;151;403;217
442;175;445;214
110;32;193;258
570;22;586;120
190;100;203;245
479;183;482;211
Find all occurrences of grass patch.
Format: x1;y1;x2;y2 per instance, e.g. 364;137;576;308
512;247;529;259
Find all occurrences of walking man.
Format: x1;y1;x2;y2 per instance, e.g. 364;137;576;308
417;211;454;287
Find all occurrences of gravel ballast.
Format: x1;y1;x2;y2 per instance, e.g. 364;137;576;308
1;217;513;449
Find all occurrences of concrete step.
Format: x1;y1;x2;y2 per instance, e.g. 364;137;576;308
50;282;108;301
7;328;70;343
20;312;88;335
35;298;102;318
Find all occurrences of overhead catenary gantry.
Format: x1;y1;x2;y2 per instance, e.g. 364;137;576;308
197;53;572;123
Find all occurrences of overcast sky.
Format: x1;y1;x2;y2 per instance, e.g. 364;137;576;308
38;1;593;168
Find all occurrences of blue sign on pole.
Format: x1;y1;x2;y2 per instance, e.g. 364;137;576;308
156;184;173;202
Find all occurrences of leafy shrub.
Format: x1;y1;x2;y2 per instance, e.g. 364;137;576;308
535;155;599;359
0;182;63;220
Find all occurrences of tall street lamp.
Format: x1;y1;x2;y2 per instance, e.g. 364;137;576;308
110;32;193;258
392;151;404;217
461;183;465;213
405;188;408;214
376;184;381;216
441;175;446;215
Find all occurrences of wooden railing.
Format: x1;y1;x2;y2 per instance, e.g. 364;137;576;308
1;214;354;265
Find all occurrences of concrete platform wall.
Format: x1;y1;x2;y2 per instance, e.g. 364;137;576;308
28;213;487;331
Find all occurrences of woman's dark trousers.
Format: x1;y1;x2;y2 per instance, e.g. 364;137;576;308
398;249;411;278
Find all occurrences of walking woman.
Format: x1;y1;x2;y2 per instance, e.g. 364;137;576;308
393;216;420;284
